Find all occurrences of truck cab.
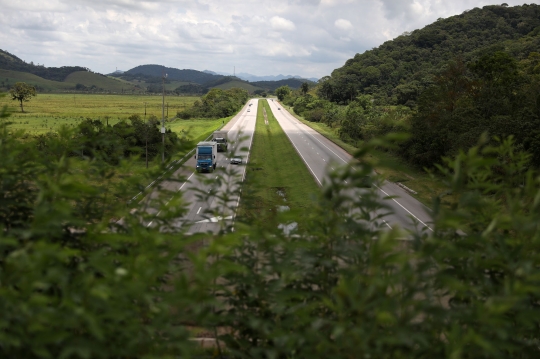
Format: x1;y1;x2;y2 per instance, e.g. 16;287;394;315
195;141;217;172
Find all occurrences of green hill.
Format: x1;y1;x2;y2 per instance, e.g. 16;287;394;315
211;79;260;92
0;69;146;93
0;49;87;81
120;64;224;84
321;3;540;106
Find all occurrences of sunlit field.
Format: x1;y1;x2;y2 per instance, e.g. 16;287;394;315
0;93;200;134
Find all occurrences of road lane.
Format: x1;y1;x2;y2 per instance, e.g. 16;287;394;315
267;99;433;234
138;100;258;234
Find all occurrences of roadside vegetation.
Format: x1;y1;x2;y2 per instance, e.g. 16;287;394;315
2;89;540;357
0;92;231;207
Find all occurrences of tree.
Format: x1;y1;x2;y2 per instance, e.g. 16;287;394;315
9;82;36;112
275;85;291;101
301;82;309;95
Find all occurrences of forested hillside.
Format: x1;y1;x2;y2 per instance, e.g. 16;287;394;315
320;3;540;106
0;49;88;82
283;4;540;170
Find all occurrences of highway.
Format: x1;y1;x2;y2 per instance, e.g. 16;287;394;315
136;97;432;236
266;99;433;235
136;99;258;234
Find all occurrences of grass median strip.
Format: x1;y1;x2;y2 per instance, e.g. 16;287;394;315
238;100;320;227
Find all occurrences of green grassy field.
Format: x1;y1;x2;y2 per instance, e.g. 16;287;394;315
239;100;320;226
0;93;200;134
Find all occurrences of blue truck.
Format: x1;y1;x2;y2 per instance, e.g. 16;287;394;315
195;141;218;173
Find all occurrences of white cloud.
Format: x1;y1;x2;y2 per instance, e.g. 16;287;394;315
334;19;352;31
0;0;535;79
270;16;296;31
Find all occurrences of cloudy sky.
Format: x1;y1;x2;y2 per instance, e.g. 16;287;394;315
0;0;536;79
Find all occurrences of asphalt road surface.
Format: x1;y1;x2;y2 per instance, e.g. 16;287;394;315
136;100;258;234
267;99;433;235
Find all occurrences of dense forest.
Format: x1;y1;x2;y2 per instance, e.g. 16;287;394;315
282;4;540;169
320;3;540;106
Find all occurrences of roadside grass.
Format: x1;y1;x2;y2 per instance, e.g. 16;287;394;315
281;103;450;208
0;93;199;134
238;100;320;228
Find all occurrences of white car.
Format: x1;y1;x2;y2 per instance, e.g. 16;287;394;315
230;157;242;165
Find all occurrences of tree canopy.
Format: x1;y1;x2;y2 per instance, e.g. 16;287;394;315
322;4;540;106
9;82;36;112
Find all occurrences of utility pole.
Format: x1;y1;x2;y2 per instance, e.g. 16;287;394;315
162;72;167;164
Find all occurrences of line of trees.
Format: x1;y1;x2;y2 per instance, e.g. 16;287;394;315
34;115;181;165
176;87;249;119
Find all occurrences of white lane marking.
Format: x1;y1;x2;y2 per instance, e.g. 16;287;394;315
375;185;433;231
197;207;202;214
147;221;153;227
383;219;392;229
196;215;233;223
177;172;195;192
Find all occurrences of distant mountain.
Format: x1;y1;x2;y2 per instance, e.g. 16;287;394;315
0;48;88;82
120;65;224;85
238;73;319;83
203;69;318;83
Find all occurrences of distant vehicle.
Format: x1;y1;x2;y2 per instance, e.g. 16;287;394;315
278;108;281;110
195;141;217;172
212;131;228;152
230;157;242;165
249;103;252;106
247;109;250;112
